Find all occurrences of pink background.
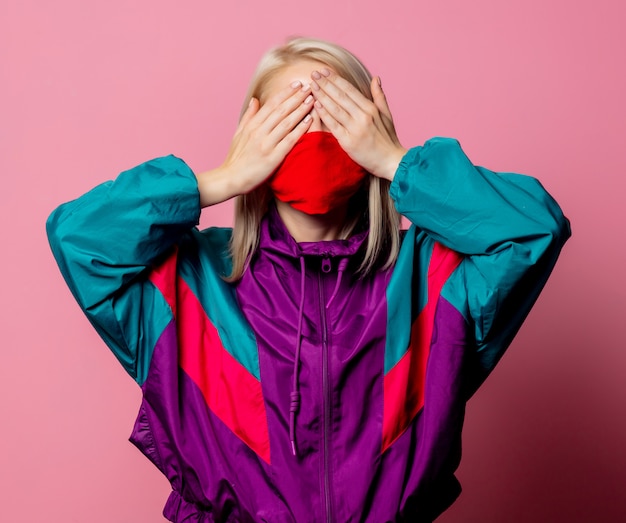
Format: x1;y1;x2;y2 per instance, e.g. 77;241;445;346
2;0;625;521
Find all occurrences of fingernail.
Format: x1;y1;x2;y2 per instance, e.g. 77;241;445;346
248;98;254;107
304;94;313;104
377;76;382;87
321;68;330;77
314;100;322;109
291;80;302;88
301;83;311;92
303;114;312;123
312;71;322;80
311;81;320;91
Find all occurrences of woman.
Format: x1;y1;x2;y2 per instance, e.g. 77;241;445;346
47;37;570;522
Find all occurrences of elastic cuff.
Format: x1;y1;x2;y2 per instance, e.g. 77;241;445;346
390;146;422;205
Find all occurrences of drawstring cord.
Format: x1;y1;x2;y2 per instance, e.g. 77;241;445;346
289;255;347;457
326;258;348;309
289;255;306;457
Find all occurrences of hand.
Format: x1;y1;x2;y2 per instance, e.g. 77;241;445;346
310;69;407;181
197;81;314;207
223;81;317;193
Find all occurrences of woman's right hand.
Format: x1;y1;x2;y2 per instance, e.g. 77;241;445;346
197;81;314;207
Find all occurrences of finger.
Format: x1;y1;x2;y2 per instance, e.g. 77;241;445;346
373;76;405;148
255;81;312;132
311;70;364;123
267;92;315;142
313;69;373;113
237;97;260;131
371;77;393;123
311;88;353;132
313;69;391;141
274;113;313;157
370;76;397;139
312;101;347;140
310;72;359;131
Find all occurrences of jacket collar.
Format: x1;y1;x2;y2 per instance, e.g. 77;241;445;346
258;203;369;259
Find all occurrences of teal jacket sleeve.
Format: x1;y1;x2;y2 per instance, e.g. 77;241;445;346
390;137;571;389
46;155;201;384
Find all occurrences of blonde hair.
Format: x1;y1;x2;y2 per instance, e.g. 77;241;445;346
227;36;401;281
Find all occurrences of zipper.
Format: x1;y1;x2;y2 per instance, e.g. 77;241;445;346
318;268;333;523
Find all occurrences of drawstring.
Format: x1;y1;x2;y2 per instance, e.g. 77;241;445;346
326;258;348;309
289;255;347;456
289;255;306;457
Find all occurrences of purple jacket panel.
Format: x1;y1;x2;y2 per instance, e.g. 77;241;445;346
130;207;469;522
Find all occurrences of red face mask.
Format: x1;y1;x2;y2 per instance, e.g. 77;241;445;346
268;131;367;215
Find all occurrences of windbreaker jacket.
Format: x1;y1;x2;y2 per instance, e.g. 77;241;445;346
47;137;570;522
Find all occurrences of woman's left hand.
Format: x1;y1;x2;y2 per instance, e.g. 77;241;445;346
310;68;408;181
